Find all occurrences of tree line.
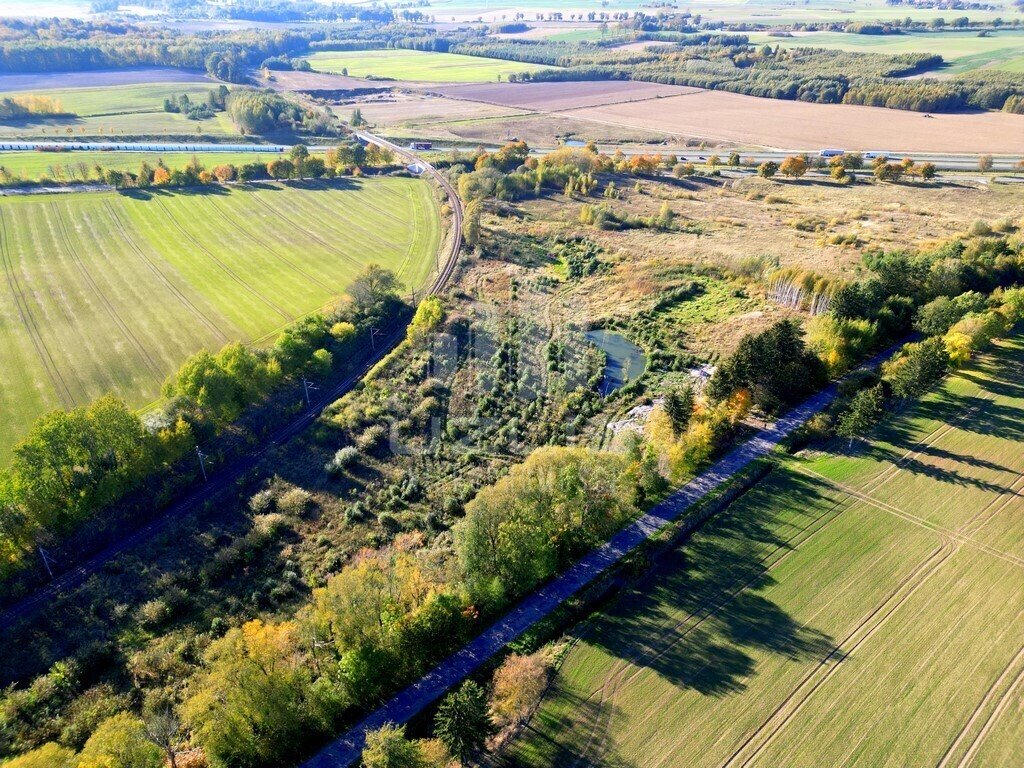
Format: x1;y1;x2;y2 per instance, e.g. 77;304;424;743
0;19;317;82
6;226;1024;767
0;265;406;585
704;231;1024;442
4;140;393;190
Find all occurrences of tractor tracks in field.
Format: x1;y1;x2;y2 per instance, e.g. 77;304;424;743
0;208;78;408
155;198;291;322
720;459;1024;767
49;202;164;384
720;539;957;768
204;196;340;295
103;201;230;346
794;467;1024;571
246;191;369;270
861;391;995;497
573;490;856;767
938;641;1024;768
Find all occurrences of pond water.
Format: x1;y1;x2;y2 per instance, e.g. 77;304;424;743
586;329;647;394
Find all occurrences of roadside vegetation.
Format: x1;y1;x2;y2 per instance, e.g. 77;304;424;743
1;133;1020;768
503;327;1024;768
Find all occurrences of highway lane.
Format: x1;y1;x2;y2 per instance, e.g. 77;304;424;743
0;129;462;627
1;139;1019;172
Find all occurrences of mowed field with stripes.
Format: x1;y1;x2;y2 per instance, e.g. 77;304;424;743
504;335;1024;768
0;178;440;454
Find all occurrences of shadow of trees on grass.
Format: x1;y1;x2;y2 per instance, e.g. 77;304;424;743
506;473;842;766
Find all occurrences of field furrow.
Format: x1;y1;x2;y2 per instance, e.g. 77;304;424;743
503;336;1024;768
0;179;440;457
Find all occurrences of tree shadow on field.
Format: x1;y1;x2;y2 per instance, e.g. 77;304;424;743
118;184;230;200
495;686;636;768
958;369;1024;403
288;177;364;193
579;471;838;700
845;386;1024;490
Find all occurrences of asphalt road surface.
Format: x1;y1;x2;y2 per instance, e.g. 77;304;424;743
301;345;901;768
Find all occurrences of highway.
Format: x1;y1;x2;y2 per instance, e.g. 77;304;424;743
0;130;462;627
665;150;1022;172
1;139;1019;172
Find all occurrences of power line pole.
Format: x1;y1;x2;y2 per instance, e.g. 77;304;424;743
38;546;55;580
369;325;383;352
302;378;319;408
196;446;209;482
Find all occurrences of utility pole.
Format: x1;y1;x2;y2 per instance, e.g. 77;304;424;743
369;325;383;352
302;378;319;408
196;445;209;482
38;546;55;579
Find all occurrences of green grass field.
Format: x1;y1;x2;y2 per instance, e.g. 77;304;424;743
747;30;1024;74
0;178;440;455
303;49;556;82
503;335;1024;767
0;151;317;184
0;83;238;139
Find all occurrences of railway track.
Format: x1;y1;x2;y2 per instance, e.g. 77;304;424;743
0;131;463;627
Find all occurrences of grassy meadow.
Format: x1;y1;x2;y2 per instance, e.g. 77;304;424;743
503;335;1024;767
0;178;440;455
747;29;1024;75
0;82;238;139
303;49;556;82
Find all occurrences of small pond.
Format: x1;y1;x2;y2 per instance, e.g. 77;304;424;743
586;329;647;394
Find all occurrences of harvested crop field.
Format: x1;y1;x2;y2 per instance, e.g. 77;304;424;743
373;109;666;146
0;178;440;454
428;80;694;111
265;69;392;93
564;89;1024;154
339;94;528;127
0;67;212;92
502;334;1024;768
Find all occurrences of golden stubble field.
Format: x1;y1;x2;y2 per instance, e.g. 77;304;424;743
330;76;1024;154
564;90;1024;154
